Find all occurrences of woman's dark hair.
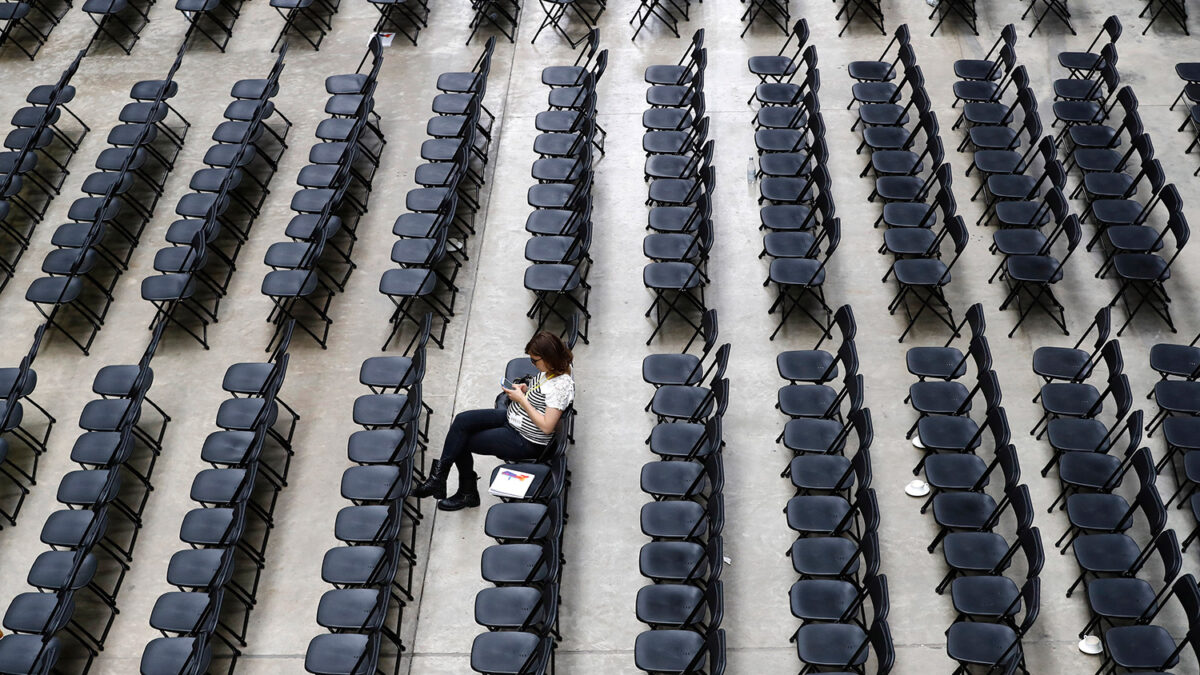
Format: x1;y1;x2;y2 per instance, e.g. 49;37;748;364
525;331;573;376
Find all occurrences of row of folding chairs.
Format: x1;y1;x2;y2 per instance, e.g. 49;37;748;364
1045;25;1191;337
1144;327;1200;552
0;51;89;296
0;0;69;58
0;323;57;526
769;305;893;673
900;303;1044;673
643;30;706;346
261;37;385;352
521;32;604;344
26;45;190;356
748;23;839;342
381;38;497;351
1173;61;1200;173
0;321;170;675
179;0;246;52
367;0;428;45
272;0;340;50
143;46;292;350
1031;328;1200;669
633;309;727;673
468;402;574;675
630;0;694;40
950;26;1086;338
740;0;789;37
85;0;155;54
137;325;298;675
469;0;520;43
302;324;434;675
849;28;967;343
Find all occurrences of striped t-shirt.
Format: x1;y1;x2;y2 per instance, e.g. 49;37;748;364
507;372;575;445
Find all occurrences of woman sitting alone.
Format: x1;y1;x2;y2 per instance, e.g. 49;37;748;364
413;330;575;510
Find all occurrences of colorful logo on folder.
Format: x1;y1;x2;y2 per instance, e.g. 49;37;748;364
500;470;531;482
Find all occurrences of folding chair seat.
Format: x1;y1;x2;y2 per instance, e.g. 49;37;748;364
754;49;816;108
643;97;703;135
785;486;876;539
475;584;560;638
649;369;728;424
791;530;879;582
26;275;104;355
642;309;717;387
640;495;721;544
639;536;720;585
641;452;721;503
780;404;868;459
645;30;704;85
860;108;933;159
644;115;707;157
905;303;983;381
1149;334;1200;382
1067;525;1165;598
1059;457;1156;547
303;633;380;675
747;19;808;84
1058;15;1121;75
847;24;908;84
789;574;882;627
634;628;724;675
774;305;853;384
924;438;1016;508
648;68;705;109
1080;531;1182;637
315;588;400;651
937;522;1036;597
540;33;598;84
794;608;891;673
525;260;591;342
778;371;859;422
912;382;1002;465
849;47;913;110
930;481;1029;557
637;578;719;631
954;24;1016;80
946;579;1037;673
1031;305;1108;386
150;589;245;653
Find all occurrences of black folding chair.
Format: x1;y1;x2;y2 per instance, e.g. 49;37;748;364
888;215;969;343
1022;0;1073;36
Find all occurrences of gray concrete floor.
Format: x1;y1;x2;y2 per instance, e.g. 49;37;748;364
0;0;1199;673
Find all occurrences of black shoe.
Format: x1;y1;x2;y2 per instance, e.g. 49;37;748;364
437;471;480;511
413;460;448;499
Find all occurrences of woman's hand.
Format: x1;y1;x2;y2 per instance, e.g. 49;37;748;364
503;384;528;403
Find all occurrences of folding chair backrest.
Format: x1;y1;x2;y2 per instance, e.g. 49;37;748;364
1171;574;1200;626
1155;531;1184;585
964;303;985;339
1094;15;1122;51
987;407;1011;447
870;619;895;675
573;30;599;67
1019;526;1045;578
833;305;856;341
946;214;969;254
849;403;868;446
1099;339;1122;377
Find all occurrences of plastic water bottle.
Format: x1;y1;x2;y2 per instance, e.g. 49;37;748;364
746;156;756;184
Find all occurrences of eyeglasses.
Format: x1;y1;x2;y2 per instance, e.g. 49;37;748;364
528;355;543;363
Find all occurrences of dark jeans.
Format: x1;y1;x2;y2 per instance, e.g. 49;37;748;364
438;407;543;478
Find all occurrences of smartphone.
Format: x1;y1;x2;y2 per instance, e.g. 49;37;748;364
502;378;515;389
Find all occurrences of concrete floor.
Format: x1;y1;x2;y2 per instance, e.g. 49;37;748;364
0;0;1199;672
